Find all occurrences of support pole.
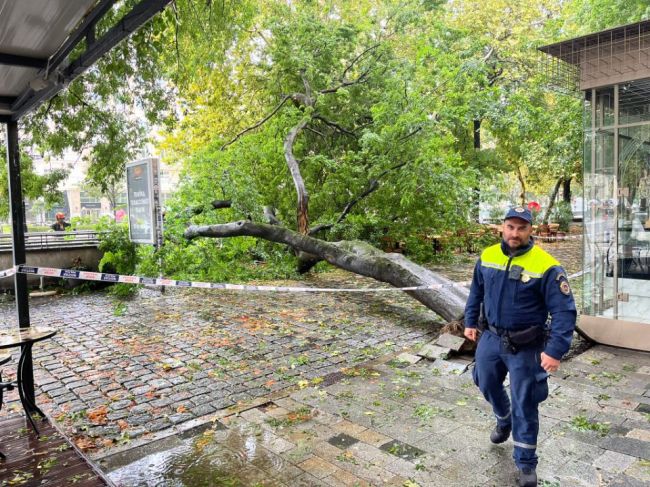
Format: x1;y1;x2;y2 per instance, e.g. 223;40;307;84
5;121;35;407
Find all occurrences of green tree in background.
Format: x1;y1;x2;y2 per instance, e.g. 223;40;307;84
0;139;66;221
6;0;649;279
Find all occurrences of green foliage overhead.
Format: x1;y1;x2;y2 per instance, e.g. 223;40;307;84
9;0;650;277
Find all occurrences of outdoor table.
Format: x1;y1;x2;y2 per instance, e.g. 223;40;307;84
0;326;56;435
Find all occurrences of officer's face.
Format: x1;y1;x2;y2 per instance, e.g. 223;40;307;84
503;218;532;251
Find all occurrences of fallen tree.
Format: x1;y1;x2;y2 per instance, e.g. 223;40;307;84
185;221;469;323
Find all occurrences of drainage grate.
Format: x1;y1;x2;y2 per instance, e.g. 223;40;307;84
327;433;360;449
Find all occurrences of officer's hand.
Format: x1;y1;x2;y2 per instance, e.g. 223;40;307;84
540;352;560;373
464;328;478;342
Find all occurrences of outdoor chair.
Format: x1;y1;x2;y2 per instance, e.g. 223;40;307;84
0;352;13;460
536;224;551;241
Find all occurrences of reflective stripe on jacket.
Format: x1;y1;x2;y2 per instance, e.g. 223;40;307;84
464;239;577;360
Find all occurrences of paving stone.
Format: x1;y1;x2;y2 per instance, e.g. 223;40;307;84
555;459;602;486
168;412;193;424
290;473;330;486
144;419;170;432
606;473;650;487
323;467;371;487
379;439;426;462
109;400;133;411
130;385;151;396
431;358;469;374
331;419;366;436
434;333;466;352
626;428;650;442
600;436;650;460
298;455;339;479
354;428;392;447
417;343;451;360
191;403;216;417
394;352;422;365
636;403;650;414
592;450;638;473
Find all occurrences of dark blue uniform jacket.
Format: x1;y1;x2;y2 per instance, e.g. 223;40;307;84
464;239;577;360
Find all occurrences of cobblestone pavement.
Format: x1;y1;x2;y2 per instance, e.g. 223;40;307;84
0;271;441;450
2;232;648;486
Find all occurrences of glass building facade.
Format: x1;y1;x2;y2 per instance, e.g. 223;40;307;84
584;80;650;324
541;20;650;350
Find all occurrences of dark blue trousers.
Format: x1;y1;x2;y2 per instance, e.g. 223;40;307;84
472;330;549;468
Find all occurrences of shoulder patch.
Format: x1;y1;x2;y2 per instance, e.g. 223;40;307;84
559;280;571;295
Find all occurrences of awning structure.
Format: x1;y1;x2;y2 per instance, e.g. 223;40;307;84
539;19;650;91
0;0;171;122
1;0;172;409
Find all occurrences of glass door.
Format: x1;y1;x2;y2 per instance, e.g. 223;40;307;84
616;79;650;322
584;88;616;318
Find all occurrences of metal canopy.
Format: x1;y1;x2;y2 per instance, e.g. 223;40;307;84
539;19;650;92
0;0;171;122
539;20;650;62
1;0;172;412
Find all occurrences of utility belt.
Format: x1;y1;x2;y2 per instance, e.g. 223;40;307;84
478;322;547;354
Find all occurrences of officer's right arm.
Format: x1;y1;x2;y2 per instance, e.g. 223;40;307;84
464;259;484;336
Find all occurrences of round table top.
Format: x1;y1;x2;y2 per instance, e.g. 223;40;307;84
0;327;57;349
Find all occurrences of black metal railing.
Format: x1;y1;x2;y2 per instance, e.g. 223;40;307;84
0;231;107;252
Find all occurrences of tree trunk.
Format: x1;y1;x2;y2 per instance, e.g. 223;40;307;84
516;165;526;206
542;177;563;225
562;178;571;203
185;221;469;322
285;118;310;234
472;120;481;222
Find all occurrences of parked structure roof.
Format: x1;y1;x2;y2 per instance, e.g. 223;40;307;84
0;0;171;122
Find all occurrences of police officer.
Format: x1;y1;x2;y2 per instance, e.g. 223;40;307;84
464;207;576;487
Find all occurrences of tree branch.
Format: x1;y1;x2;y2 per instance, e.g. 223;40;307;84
211;199;232;209
221;95;291;150
184;221;468;322
319;44;381;95
342;43;381;82
263;206;282;225
300;69;312;101
313;114;356;137
309;161;408;236
304;126;326;138
285;117;311;233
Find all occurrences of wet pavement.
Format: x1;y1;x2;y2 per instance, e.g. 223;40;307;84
1;233;649;486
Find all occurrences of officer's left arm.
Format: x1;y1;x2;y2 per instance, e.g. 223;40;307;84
541;266;577;361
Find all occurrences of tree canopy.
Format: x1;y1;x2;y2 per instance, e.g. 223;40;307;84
8;0;649;279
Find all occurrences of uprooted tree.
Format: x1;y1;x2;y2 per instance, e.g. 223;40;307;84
186;221;469;322
179;3;475;324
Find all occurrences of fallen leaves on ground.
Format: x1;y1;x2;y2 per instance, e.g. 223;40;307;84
86;405;108;425
73;436;97;451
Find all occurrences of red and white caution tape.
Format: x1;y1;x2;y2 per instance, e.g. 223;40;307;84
0;261;585;292
0;265;471;292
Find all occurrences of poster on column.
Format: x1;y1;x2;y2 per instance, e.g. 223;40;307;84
126;158;162;244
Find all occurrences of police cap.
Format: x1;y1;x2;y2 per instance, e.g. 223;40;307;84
504;207;532;224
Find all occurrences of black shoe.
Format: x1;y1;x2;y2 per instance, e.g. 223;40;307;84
490;424;511;444
517;467;537;487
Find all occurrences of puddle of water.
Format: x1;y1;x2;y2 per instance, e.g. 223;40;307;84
106;422;290;486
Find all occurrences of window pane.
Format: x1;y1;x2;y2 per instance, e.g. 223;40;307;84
619;79;650;125
584;90;592;129
595;86;615;127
